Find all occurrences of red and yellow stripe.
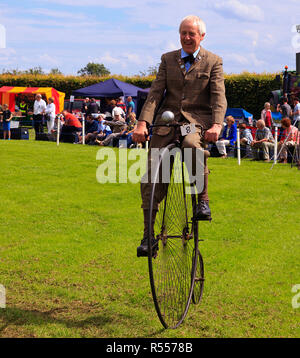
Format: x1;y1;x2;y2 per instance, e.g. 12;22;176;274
0;86;65;113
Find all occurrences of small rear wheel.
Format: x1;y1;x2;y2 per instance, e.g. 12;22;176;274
192;247;204;305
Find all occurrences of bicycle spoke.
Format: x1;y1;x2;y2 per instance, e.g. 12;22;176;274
148;146;199;328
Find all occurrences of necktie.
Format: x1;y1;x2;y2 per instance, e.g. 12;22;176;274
183;54;195;64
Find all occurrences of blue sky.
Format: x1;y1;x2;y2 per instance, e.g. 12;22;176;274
0;0;299;76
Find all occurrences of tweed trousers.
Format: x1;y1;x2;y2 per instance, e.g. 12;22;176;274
140;123;209;211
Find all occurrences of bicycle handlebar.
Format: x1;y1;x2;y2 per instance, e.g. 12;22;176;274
149;122;202;128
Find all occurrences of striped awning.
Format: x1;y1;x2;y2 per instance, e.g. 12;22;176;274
0;86;65;113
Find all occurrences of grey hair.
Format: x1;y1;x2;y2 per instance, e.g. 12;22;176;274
179;15;206;35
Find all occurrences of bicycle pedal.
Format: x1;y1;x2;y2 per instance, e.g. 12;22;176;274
194;277;205;282
192;216;212;222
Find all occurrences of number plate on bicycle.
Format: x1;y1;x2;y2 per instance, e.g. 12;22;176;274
180;123;196;136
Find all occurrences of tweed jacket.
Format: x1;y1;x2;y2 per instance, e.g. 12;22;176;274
139;47;227;133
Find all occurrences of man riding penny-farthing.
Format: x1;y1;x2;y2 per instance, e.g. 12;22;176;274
132;15;227;329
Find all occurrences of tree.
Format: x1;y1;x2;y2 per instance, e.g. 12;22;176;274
1;68;23;75
138;64;159;77
77;62;110;76
24;66;45;75
49;68;63;75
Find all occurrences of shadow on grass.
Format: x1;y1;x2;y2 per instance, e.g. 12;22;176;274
0;305;165;337
0;306;121;337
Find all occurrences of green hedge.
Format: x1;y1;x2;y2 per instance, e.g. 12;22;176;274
0;72;281;118
224;72;281;118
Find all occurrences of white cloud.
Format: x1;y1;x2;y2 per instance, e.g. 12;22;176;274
30;8;87;20
0;47;16;56
38;0;139;8
224;53;249;66
38;53;59;66
96;52;121;65
0;0;299;75
212;0;264;22
122;53;142;65
243;30;259;47
248;53;266;67
164;41;179;52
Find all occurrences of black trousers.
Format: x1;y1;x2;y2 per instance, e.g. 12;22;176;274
33;114;44;135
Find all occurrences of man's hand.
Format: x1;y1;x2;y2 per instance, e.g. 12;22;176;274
204;123;222;143
132;121;148;143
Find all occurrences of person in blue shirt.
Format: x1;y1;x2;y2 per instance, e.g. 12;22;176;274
215;116;237;158
78;114;100;144
126;96;135;122
0;104;13;140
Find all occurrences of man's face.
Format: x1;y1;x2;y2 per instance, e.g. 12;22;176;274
180;20;204;54
257;122;264;129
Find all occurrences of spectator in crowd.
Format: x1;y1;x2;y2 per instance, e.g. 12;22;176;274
106;99;116;119
33;93;47;136
81;97;90;116
116;97;127;114
61;110;82;129
19;97;28;117
291;97;300;128
121;112;139;148
87;98;99;115
251;119;274;162
239;123;253;146
215;116;237;158
94;115;112;143
44;97;56;134
261;102;273;129
0;104;13;140
100;98;113;116
277;117;299;164
279;92;288;106
126;96;135;120
112;104;125;120
77;114;100;144
60;110;82;142
95;111;127;146
277;97;291;118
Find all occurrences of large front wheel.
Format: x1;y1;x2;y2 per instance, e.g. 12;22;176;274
148;144;199;329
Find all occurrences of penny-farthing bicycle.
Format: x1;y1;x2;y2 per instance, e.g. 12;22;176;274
147;117;205;329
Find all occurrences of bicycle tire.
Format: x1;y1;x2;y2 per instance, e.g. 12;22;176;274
191;248;205;305
148;143;198;329
187;192;205;305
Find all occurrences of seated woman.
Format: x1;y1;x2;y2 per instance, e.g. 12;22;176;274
216;116;237;158
277;117;299;163
120;112;139;148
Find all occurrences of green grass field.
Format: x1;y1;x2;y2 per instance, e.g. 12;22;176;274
0;134;299;338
